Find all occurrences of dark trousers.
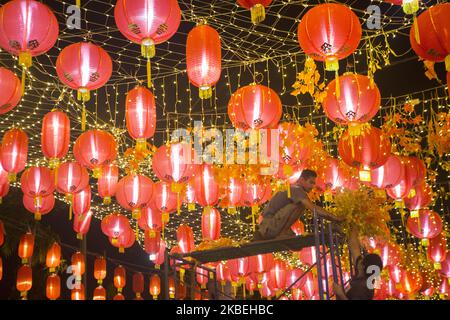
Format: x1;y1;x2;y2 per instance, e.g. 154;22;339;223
257;203;302;239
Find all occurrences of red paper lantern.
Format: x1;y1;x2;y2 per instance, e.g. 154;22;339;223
405;182;432;211
138;205;163;234
410;3;450;72
74;129;117;178
56;42;112;101
291;220;305;236
404;156;426;188
46;274;60;300
72;186;91;217
125;86;156;150
18;232;34;264
16;265;32;299
241;180;271;207
73;209;92;239
41;109;70;167
0;67;21;114
228;84;282;130
149;274;161;300
249;253;274;276
440;253;450;279
221;177;243;214
322;73;381;125
186;24;221;99
202;206;221;241
101;213;131;241
133;272;145;299
216;262;232;285
23;193;55;220
269;259;287;292
93;286;106;300
370;154;404;189
297;3;361;71
318;158;346;192
229;257;250;281
194;164;220;208
398;269;423;296
287;268;307;290
196;266;209;289
0;128;28;181
144;229;161;260
114;265;126;293
237;0;273;24
183;180;197;210
46;242;61;273
94;256;107;285
177;224;195;254
97;163;119;205
114;0;181;87
115;174;154;219
427;233;447;269
56;162;89;197
151;239;166;266
71;252;85;281
71;283;85;300
152;181;178;222
0;0;58;93
406;209;443;246
20;166;55;198
110;226;135;253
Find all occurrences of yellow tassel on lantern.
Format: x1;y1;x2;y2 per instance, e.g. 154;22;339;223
434;262;441;270
359;167;371;182
199;86;212;99
7;173;16;183
69;203;73;221
34;212;42;221
146;58;152;88
81;104;87;131
77;88;90;102
119;247;125;253
77;233;83;240
162;212;170;224
325;57;339;72
421;238;429;247
180;268;185;283
177;192;181;215
243;284;246;299
188;203;196;211
103;196;111;205
92;167;102;179
286;182;291;198
19;52;32;95
135;223;139;239
335;70;341;98
250;4;266;24
410;210;419;218
136;138;147;152
324;190;333;202
148;229;156;238
251;205;259;232
76;0;81;7
394;199;404;209
132;208;141;219
228;206;236;215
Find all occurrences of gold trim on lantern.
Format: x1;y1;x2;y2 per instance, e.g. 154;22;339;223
103;196;111;205
250;4;266;24
132;208;141;219
92;167;102;179
359;167;371;182
136;138;147;152
7;173;16;183
77;88;90;102
199;86;212;99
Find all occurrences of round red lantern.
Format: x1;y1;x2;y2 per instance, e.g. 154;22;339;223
318;158;346;192
56;42;112;101
144;230;161;260
94;256;107;285
322;73;381;125
149;274;161;300
46;242;61;273
268;259;287;292
202;206;221;241
237;0;273;24
110;226;135;253
152;181;178;223
405;182;432;211
74;129;117;178
41;109;70;168
23;193;55;220
138;205;163;234
228;83;282;130
72;186;91;217
229;257;250;281
404;156;426;188
97;163;119;205
194;164;220;209
1;128;28;181
114;0;181;87
0;67;21;114
370;154;404;189
114;265;126;293
297;3;361;71
410;3;450;72
186;24;221;99
73;209;92;239
406;209;443;246
46;274;60;300
20;166;55;198
0;0;59;93
56;162;89;196
125;86;156;150
397;269;423;296
427;233;447;269
18;232;34;264
115;174;154;219
16;264;32;299
151;238;166;266
177;224;195;254
101;213;131;241
216;262;231;285
133;272;145;299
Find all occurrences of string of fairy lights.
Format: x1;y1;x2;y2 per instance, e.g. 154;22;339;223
0;0;448;257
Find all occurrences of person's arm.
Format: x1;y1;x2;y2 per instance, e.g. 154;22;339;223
299;197;344;222
348;223;361;265
332;283;349;300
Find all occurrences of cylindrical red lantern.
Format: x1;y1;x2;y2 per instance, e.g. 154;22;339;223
221;177;243;214
1;128;28;181
133;272;145;299
228;84;282;130
18;232;34;264
101;213;131;242
23;193;55;220
94;256;107;285
0;67;21;114
46;242;61;273
72;186;91;217
194;164;220;208
318;158;346;192
237;0;273;24
202;206;221;241
427;233;447;269
440;253;450;279
410;3;450;72
71;252;85;282
114;265;126;293
97;163;119;205
20;166;55;199
149;274;161;300
71;283;85;300
297;3;361;71
73;209;92;239
74;129;117;178
110;226;135;253
16;264;32;299
139;205;163;234
177;224;195;254
151;239;166;266
268;259;287;292
407;209;443;246
41;109;70;167
186;24;221;99
144;230;161;260
115;174;154;219
125;86;156;150
323;73;380;125
56;42;112;101
196;266;209;289
152;181;178;223
46;274;60;300
404;156;426;188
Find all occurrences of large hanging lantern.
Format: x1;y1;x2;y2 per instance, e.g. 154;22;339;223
0;67;22;114
97;163;119;205
370;154;404;189
202;206;221;241
125;86;156;151
18;232;34;264
268;259;288;293
23;193;55;221
41;109;70;168
115;174;154;219
249;253;274;279
427;233;447;270
194;164;220;211
237;0;273;24
152;239;166;266
322;73;381;126
114;0;181;87
110;225;135;254
46;274;61;300
404;156;426;188
317;158;346;195
406;209;443;246
16;265;32;300
241;179;271;231
405;182;432;212
101;213;131;243
177;224;195;254
20;166;55;199
338;126;391;182
138;205;163;237
0;0;59;94
410;3;450;72
186;23;222;99
221;177;243;214
152;181;177;224
72;186;91;217
228;83;282;130
74;129;117;178
297;4;361;72
144;229;161;260
56;42;112;103
73;207;93;240
0;128;28;182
